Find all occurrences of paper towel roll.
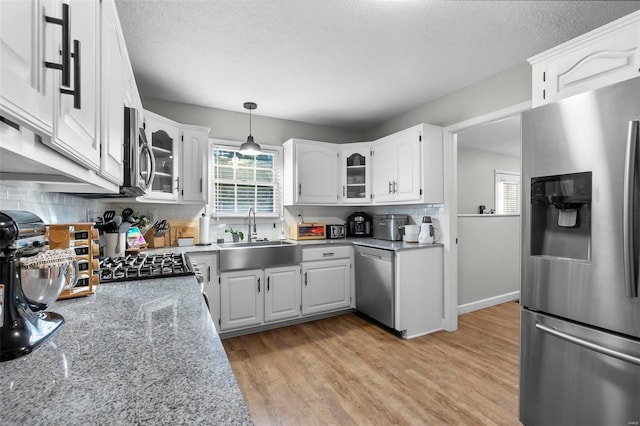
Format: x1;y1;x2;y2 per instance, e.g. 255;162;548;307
199;216;210;244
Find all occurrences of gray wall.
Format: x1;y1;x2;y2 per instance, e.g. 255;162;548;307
457;215;520;307
365;62;531;139
457;148;520;214
141;97;365;145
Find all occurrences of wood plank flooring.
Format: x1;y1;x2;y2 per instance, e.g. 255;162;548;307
223;302;520;425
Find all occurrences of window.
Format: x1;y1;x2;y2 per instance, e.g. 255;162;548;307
495;170;520;214
210;143;281;217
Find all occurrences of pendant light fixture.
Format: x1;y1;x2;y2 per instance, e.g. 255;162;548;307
239;102;262;155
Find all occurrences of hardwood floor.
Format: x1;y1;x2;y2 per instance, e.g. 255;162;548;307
223;302;520;425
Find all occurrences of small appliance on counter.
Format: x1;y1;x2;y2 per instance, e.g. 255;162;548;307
373;214;408;241
346;211;372;237
326;224;346;239
99;253;195;283
0;210;78;362
418;216;435;244
289;223;326;240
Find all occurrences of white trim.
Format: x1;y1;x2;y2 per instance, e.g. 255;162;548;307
442;101;530;332
457;291;520;315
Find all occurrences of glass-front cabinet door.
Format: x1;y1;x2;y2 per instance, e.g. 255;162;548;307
341;143;371;204
143;111;180;201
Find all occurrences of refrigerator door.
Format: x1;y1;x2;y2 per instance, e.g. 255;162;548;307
520;309;640;426
522;76;640;339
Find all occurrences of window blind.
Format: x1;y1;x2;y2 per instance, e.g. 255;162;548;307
495;171;520;215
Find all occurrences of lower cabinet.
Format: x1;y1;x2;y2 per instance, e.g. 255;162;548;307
188;253;219;330
220;265;302;331
301;258;352;316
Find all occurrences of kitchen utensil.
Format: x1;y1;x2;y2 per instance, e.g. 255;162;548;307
156;220;170;237
121;207;133;218
103;210;116;222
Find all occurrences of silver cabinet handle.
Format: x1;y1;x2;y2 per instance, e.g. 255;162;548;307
298;183;302;196
322;252;334;257
536;322;640;366
343;185;346;197
388;181;392;194
199;178;203;193
393;180;397;194
267;276;270;292
257;277;261;293
304;272;308;286
623;120;639;298
207;266;211;282
175;176;180;193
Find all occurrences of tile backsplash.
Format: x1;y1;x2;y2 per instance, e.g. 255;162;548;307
0;184;107;223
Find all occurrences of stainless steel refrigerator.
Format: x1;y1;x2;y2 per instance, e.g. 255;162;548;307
520;76;640;425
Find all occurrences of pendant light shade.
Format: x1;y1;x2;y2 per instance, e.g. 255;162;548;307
239;102;262;155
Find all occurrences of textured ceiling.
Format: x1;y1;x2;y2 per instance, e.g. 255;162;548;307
115;0;640;131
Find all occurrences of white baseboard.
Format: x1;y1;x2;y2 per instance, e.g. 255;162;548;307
457;291;520;315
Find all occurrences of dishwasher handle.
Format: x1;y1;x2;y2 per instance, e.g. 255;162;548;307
360;252;382;260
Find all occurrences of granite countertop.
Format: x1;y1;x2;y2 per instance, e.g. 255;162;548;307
0;277;252;425
149;238;443;255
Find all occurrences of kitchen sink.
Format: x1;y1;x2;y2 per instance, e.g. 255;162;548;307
218;240;301;271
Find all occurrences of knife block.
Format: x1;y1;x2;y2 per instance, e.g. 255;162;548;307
143;227;166;248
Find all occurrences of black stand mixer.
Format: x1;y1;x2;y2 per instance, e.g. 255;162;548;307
0;211;71;362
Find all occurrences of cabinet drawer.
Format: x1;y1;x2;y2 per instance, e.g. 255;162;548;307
302;245;351;261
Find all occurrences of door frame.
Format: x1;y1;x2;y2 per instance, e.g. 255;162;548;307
441;101;531;331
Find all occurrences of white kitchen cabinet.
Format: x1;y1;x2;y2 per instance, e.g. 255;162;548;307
341;143;372;204
0;0;56;137
142;110;181;201
188;253;219;331
529;11;640;108
99;0;125;185
372;126;422;203
283;139;340;205
395;246;443;338
301;258;352;316
371;123;443;205
50;0;101;171
220;269;264;331
264;265;302;323
180;124;210;204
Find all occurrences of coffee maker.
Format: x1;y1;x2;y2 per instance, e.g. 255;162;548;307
0;210;75;362
347;211;372;237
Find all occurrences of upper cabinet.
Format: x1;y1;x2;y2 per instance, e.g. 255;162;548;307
529;11;640;108
283;124;443;206
100;0;126;184
341;143;372;204
49;0;100;171
371;127;422;203
143;111;181;201
0;0;132;193
0;0;56;136
181;124;210;204
139;110;210;204
283;139;340;205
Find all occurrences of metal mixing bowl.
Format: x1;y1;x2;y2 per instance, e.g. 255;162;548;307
20;260;77;310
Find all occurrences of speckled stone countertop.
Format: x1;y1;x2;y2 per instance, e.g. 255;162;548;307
0;276;252;425
149;238;443;256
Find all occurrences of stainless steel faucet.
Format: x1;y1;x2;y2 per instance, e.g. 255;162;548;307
248;207;257;242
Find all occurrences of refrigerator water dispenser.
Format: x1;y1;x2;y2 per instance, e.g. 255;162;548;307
530;172;592;261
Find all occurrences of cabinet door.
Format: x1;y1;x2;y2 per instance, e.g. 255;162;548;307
393;131;422;202
220;270;263;330
51;0;100;170
189;253;219;331
341;144;371;204
371;135;397;203
0;0;55;134
296;143;339;204
264;266;301;323
144;112;180;201
99;0;124;184
181;126;209;203
302;259;351;316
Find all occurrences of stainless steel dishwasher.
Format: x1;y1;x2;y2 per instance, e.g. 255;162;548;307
354;245;395;328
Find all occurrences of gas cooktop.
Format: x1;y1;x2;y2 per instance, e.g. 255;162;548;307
99;253;194;283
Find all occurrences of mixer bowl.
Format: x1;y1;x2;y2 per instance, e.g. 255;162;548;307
20;260;77;310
